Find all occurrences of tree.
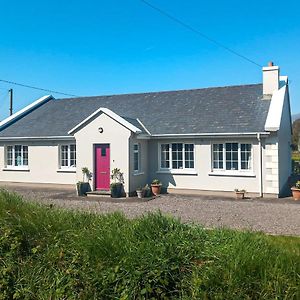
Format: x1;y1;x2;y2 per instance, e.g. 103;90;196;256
292;119;300;151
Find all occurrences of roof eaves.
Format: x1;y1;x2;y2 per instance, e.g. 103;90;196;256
0;95;53;131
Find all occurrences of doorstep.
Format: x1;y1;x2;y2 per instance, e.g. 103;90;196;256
86;190;111;198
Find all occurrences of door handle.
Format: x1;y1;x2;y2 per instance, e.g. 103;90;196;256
100;172;107;174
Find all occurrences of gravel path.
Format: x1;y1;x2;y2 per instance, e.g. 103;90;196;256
1;182;300;236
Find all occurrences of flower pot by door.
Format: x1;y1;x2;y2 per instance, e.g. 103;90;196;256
151;184;161;196
291;188;300;201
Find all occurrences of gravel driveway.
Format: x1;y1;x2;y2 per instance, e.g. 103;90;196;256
1;182;300;236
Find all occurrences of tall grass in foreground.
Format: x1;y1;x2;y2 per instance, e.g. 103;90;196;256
0;190;299;299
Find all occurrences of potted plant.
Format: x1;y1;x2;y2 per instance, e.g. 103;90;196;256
136;187;143;198
234;188;246;199
110;168;124;198
151;179;162;196
76;167;92;196
291;181;300;201
142;184;151;198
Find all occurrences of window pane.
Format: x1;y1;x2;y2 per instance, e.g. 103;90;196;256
15;145;22;166
70;145;76;167
134;144;139;171
7;146;13;166
161;144;170;168
212;143;223;169
241;143;252;170
22;146;28;166
185;144;194;169
134;152;139;171
225;143;238;170
61;145;69;167
172;143;183;169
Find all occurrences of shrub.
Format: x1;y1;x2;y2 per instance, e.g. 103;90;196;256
0;190;299;299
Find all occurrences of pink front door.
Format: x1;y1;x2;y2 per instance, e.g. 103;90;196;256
95;144;110;190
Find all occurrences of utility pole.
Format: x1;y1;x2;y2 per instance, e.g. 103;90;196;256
9;89;13;116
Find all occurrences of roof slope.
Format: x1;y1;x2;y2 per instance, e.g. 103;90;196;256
0;84;270;137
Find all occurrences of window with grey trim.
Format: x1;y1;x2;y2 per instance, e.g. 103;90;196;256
212;143;252;171
60;145;76;168
6;145;28;167
133;143;140;172
160;143;194;170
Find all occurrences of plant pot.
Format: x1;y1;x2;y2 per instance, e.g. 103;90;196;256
136;190;143;198
151;184;161;196
291;187;300;200
76;182;90;196
235;192;245;199
111;183;123;198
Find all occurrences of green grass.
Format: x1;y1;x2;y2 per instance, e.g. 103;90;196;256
0;190;299;299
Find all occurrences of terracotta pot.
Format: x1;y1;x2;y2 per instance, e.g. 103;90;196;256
291;188;300;201
151;184;161;196
235;192;245;200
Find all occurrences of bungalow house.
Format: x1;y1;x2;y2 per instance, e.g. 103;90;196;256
0;63;292;197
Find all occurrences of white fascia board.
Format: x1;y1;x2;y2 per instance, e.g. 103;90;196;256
150;132;270;139
0;136;74;141
68;107;142;135
0;95;53;130
264;85;287;131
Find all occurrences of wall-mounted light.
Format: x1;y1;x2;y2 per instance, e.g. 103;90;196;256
98;127;103;133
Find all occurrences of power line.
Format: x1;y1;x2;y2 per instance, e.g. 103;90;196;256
140;0;263;68
0;79;78;97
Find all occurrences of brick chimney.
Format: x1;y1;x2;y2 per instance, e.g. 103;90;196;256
263;62;280;96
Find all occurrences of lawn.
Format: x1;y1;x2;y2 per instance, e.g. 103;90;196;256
0;190;299;299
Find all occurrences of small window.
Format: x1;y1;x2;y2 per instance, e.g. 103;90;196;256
60;145;76;168
6;145;28;167
101;147;106;157
133;143;140;172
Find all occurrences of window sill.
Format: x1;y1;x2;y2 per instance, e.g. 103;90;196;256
208;171;256;178
57;168;76;173
133;172;145;176
3;167;30;172
157;169;197;175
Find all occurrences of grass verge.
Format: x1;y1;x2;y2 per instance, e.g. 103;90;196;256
0;190;299;299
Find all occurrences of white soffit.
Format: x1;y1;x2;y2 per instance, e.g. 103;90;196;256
68;107;142;135
265;85;286;131
0;95;53;130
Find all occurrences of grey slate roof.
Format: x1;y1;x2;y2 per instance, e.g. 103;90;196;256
0;84;270;137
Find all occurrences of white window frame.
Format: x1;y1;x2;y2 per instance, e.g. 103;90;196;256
59;144;76;169
5;145;29;169
211;142;253;174
158;142;196;174
133;143;140;173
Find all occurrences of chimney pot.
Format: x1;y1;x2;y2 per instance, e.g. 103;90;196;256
268;61;274;67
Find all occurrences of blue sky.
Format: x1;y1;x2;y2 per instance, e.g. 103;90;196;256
0;0;299;120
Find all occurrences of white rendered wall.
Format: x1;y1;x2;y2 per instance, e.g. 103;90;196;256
277;90;292;195
74;112;131;193
129;136;148;193
148;138;262;193
0;140;76;184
